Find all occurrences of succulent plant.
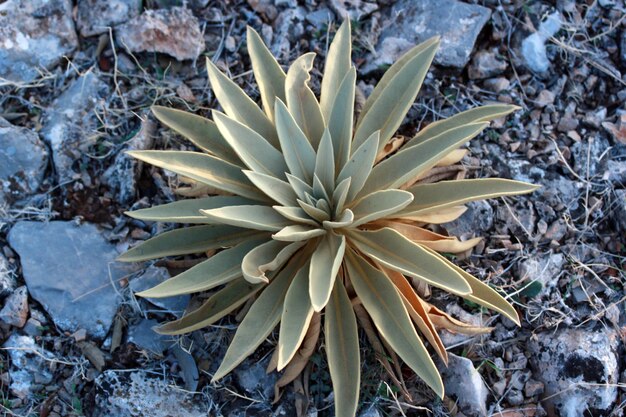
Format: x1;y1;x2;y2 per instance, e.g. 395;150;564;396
119;21;537;416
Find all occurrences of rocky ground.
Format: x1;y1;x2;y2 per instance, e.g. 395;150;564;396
0;0;625;416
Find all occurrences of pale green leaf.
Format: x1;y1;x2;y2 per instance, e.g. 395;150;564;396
424;247;520;325
273;206;319;227
328;68;356;171
243;170;298;206
286;173;314;201
242;240;305;284
137;239;262;298
125;196;256;224
247;26;286;121
405;104;520;148
157;278;261;335
320;19;351;120
337;131;379;202
347;228;471;295
309;232;346;311
278;263;314;369
314;128;335;194
322;209;354;229
273;225;326;242
285;53;325;147
206;57;278;146
399;179;539;217
213;111;288;178
212;254;306;381
275;99;316;183
298;199;330;222
345;249;444;398
200;205;291;231
332;177;351;216
151;106;241;165
349;189;414;227
325;277;360;417
118;225;267;262
358;122;488;197
127;150;267;202
353;37;439;153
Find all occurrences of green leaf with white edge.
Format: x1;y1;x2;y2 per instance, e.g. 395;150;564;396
273;206;319;227
213;111;288;179
337;131;379;202
273;225;326;242
347;228;471;295
206;57;278;146
127;150;267;202
353;37;439;153
277;263;314;369
358;122;488;197
118;225;268;262
275;99;316;184
320;19;351;120
323;209;354;229
332;177;351;217
212;254;306;381
328;68;356;172
157;278;261;335
358;37;440;124
325;277;360;417
286;173;314;201
349;189;414;227
315;198;332;215
314;128;335;194
242;240;305;284
312;175;331;204
151;106;242;166
405;104;520;148
137;239;262;298
125;196;256;224
247;26;286;121
309;232;346;312
298;199;330;222
243;170;298;206
200;205;291;232
423;246;520;326
285;53;325;147
399;179;540;217
345;249;444;398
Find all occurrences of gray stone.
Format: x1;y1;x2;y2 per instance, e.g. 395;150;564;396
40;73;110;181
116;7;205;61
0;118;48;204
516;253;565;297
359;406;382;417
8;221;135;339
328;0;377;21
468;49;507;80
521;12;562;73
620;30;626;66
570;135;609;179
305;8;335;27
365;0;491;71
0;285;28;327
439;353;488;417
271;8;307;60
3;334;54;398
535;89;555;108
528;328;619;416
234;355;278;400
612;189;626;234
129;265;189;316
104;119;155;204
93;370;208;417
444;200;494;239
525;379;545;397
77;0;142;37
0;0;78;83
127;319;167;354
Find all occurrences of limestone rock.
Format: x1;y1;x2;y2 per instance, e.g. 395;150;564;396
3;334;54;398
439;353;488;417
116;7;205;61
0;286;29;328
0;118;48;204
0;0;78;83
77;0;142;37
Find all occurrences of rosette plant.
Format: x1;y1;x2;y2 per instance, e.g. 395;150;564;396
119;21;537;416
